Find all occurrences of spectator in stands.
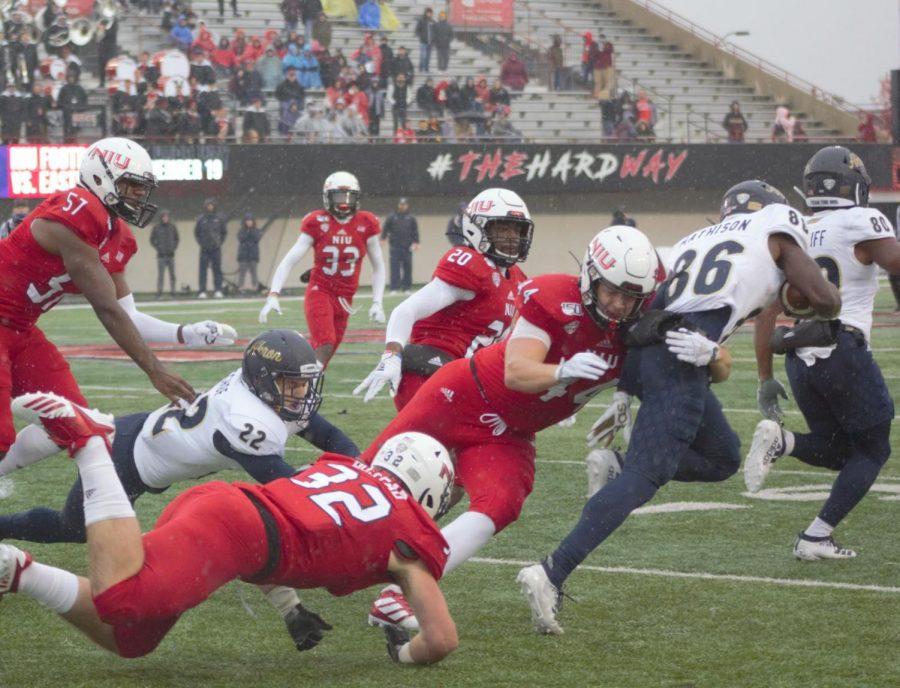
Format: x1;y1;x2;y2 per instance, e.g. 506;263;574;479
96;14;118;88
161;0;176;29
433;11;453;72
549;35;565;91
232;32;248;59
359;0;380;29
282;42;303;76
219;0;239;18
391;71;409;134
599;96;618;138
195;198;227;298
190;46;217;85
377;34;393;87
151;210;179;298
347;82;369;124
24;82;50;143
416;117;438;141
0;84;23;144
365;79;386;137
394;120;417;143
293;101;331;141
613;91;636;141
302;0;323;40
500;51;528;91
237;213;262;293
211;38;237;76
297;47;323;88
487;79;510;113
721;100;748;143
256;47;284;90
171;16;193;52
352;32;382;77
57;45;82;81
858;113;877;143
792;119;808;143
313;11;332;49
581;32;596;85
276;67;305;104
232;64;263;105
281;0;302;36
634;90;656;140
145;95;175;142
415;8;435;73
242;36;266;65
772;105;795;142
475;77;489;103
58;69;87;143
242;94;271;141
443;78;464;115
391;45;414;85
180;98;202;143
333;98;367;140
416;77;439;116
198;86;223;132
489;109;522;142
193;22;217;54
592;33;614;100
279;98;303;137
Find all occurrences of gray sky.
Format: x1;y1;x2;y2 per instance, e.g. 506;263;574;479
655;0;899;106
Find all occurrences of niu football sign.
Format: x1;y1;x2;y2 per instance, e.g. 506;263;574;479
449;0;514;30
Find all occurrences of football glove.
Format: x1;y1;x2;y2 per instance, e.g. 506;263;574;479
665;328;719;366
587;391;632;448
369;301;386;324
284;603;333;652
353;351;402;402
182;321;237;347
259;294;282;324
384;624;411;663
557;414;577;428
555;352;611;381
757;378;788;422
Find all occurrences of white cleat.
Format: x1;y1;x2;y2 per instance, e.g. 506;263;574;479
367;584;419;631
743;420;785;493
517;564;563;635
586;449;623;498
0;543;32;597
793;533;858;561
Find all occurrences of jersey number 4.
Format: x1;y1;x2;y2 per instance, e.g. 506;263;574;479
321;245;360;277
291;463;391;526
667;240;745;301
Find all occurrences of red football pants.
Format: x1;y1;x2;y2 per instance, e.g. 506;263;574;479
0;325;87;452
393;370;430;412
361;359;535;532
91;482;270;658
304;287;351;352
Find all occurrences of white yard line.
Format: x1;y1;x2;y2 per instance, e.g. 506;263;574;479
471;557;900;594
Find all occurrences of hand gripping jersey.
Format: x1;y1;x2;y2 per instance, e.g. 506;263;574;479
243;454;449;595
472;274;625;434
797;206;895;363
411;246;527;358
300;209;380;298
0;186;137;331
133;369;292;490
663;203;808;342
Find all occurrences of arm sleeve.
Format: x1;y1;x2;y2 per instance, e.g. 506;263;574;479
117;293;180;343
508;315;552;347
367;235;386;304
296;413;360;457
269;233;314;294
384;277;475;347
212;431;297;483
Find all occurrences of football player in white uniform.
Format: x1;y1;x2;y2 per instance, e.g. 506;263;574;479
519;180;841;634
746;147;900;560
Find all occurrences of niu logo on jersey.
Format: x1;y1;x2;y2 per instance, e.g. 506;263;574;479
332;234;352;245
589;240;616;269
89;147;131;170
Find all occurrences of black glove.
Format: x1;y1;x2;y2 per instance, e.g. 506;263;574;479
770;320;840;354
383;624;411;663
623;310;692;348
284;603;333;652
300;268;312;284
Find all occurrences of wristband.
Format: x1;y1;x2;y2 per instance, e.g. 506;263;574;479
176;325;184;344
398;642;414;664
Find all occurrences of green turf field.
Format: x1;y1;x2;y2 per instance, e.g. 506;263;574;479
2;289;898;688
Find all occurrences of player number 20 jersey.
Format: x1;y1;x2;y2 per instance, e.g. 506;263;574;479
663;203;808;342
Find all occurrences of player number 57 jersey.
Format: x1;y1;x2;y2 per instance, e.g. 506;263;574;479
663;203;808;342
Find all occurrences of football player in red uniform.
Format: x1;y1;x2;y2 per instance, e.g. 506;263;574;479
354;188;532;410
0;137;238;469
362;226;665;629
259;171;386;367
0;393;458;665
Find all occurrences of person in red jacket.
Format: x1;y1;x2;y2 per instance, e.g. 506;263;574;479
500;51;528;92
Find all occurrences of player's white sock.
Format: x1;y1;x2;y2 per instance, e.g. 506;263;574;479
18;562;79;614
440;511;496;575
0;425;61;477
265;586;301;618
783;429;795;456
74;437;135;527
804;517;834;539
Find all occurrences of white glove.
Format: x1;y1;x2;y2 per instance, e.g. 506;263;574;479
557;414;577;428
182;321;237;347
555;352;611;381
665;328;719;366
259;294;282;324
353;351;402;402
587;391;632;448
369;301;386;324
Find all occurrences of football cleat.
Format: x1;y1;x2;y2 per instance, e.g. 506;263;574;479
585;449;624;498
0;543;32;597
517;564;563;635
743;419;785;493
367;585;419;631
793;533;858;561
11;392;115;457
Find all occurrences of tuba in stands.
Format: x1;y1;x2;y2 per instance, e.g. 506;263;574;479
94;0;117;41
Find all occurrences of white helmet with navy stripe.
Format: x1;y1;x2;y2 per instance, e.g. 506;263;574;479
79;137;158;228
460;187;534;268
